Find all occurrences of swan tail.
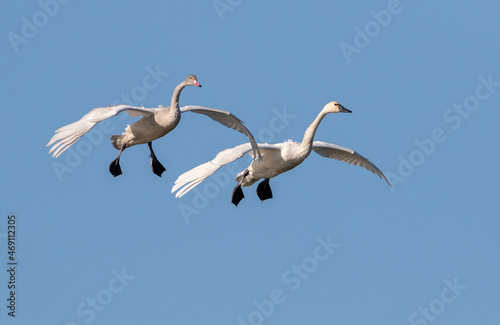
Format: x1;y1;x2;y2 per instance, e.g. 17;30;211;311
235;171;244;183
110;135;123;150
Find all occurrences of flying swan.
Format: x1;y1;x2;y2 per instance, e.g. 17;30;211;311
47;75;261;177
172;101;391;205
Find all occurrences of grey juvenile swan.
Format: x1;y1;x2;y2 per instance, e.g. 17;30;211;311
172;101;391;205
47;75;260;177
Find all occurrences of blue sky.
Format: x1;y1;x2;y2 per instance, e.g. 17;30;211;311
1;1;499;324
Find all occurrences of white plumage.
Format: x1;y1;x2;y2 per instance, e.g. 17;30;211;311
47;75;261;177
172;101;391;204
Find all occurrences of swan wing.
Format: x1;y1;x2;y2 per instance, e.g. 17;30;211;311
312;141;391;186
47;105;154;158
180;105;261;160
172;143;279;198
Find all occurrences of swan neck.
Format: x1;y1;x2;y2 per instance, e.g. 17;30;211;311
301;110;328;151
170;82;187;111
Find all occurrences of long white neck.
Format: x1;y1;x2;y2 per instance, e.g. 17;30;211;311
170;81;187;111
300;109;329;153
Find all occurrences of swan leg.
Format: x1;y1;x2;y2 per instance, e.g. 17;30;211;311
231;169;249;206
148;142;166;177
109;144;126;177
256;178;273;201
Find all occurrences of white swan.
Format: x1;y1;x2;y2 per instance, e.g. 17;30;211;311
47;75;260;177
172;101;391;205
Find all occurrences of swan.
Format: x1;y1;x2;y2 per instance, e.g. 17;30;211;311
172;101;391;205
47;75;261;177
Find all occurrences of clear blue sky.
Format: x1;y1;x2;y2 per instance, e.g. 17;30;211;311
1;1;499;324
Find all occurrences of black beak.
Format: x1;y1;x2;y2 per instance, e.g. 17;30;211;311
341;105;352;113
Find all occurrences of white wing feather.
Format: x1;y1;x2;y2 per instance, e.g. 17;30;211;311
312;141;391;186
172;143;254;198
172;143;280;198
180;105;261;160
47;105;155;158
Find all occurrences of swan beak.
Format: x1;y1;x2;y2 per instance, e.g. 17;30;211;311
340;105;352;113
193;80;202;87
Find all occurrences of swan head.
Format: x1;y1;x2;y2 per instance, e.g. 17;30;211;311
185;75;202;87
323;101;351;114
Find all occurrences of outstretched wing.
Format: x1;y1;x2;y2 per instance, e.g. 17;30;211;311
172;143;254;198
47;105;155;158
172;143;279;198
312;141;392;186
180;105;261;160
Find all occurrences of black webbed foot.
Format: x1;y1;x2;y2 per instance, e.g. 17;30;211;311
256;178;273;201
109;158;122;177
231;185;245;206
148;142;166;177
150;155;166;177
